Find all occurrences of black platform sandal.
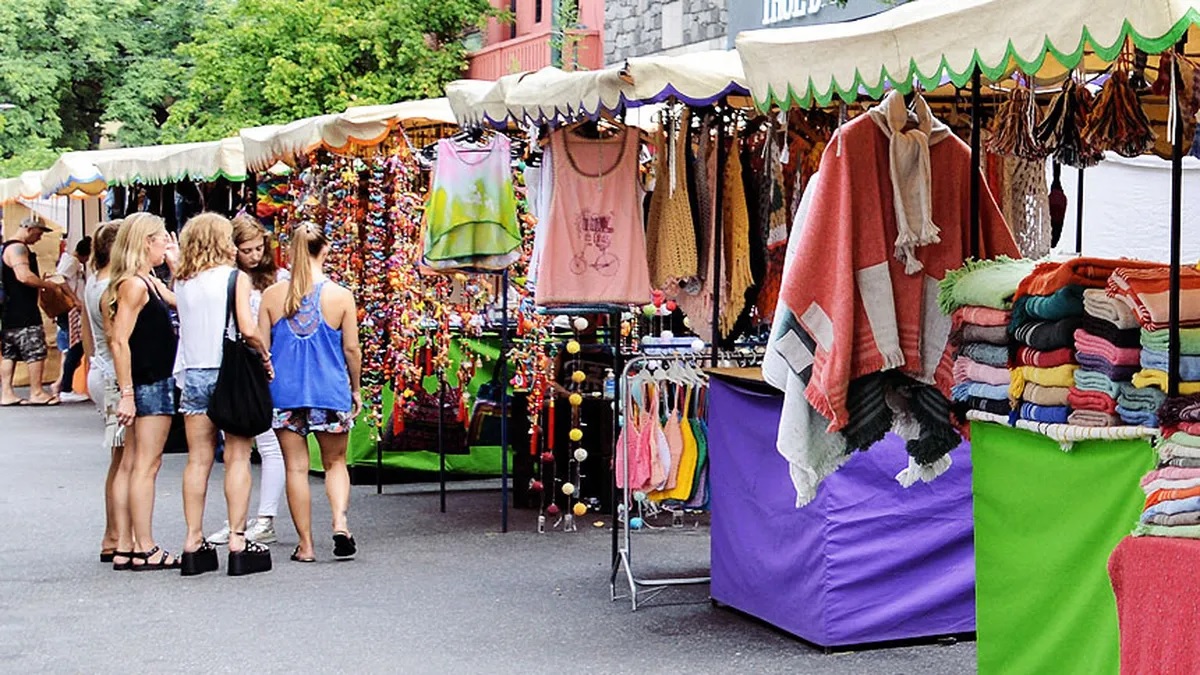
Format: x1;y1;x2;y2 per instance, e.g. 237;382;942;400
100;550;116;564
180;540;220;577
228;533;272;577
332;531;357;560
130;546;181;571
111;551;134;571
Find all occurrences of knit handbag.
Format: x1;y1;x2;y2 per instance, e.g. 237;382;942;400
645;107;698;289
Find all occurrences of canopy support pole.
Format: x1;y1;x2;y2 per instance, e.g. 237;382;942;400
710;110;725;366
969;67;982;258
1075;168;1085;254
1170;50;1185;397
500;268;510;533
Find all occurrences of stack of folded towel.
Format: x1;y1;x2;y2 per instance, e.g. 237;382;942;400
1009;263;1086;424
1134;395;1200;538
1108;266;1200;421
939;258;1034;417
1068;289;1145;426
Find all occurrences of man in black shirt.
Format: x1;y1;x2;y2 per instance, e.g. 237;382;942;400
1;215;60;406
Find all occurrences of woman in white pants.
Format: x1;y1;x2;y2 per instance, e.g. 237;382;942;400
209;215;290;545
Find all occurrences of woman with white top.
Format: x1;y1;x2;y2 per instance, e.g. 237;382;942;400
174;213;273;577
81;221;132;566
208;215;289;545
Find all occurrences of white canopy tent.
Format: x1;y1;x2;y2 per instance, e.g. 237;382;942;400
40;137;247;197
239;97;457;171
0;170;49;206
735;0;1200;108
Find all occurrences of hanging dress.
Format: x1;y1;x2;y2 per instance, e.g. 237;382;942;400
685;388;709;508
645;109;698;289
423;135;522;271
660;385;698;501
720;128;754;338
616;396;650;491
534;127;652;306
676;117;720;343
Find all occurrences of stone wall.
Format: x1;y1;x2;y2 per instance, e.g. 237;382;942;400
604;0;727;65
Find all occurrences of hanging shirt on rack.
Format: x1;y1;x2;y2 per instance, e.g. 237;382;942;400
534;126;652;307
423;134;522;271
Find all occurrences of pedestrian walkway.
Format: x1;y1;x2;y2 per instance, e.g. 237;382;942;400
0;402;975;674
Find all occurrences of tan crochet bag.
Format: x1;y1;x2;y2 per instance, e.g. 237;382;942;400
646;107;698;289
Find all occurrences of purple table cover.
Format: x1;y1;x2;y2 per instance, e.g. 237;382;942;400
708;378;976;647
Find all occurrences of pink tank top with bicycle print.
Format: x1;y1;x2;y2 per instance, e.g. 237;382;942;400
534;127;652;307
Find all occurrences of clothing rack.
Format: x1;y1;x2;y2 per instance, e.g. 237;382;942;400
610;349;711;611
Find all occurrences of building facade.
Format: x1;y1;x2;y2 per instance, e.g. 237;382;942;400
466;0;607;80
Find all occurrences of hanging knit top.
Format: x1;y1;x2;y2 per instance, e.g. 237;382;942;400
269;280;352;412
534;127;652;306
423;135;522;271
645;109;698;289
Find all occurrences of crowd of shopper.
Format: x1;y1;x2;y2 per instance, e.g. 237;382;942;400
1;211;361;576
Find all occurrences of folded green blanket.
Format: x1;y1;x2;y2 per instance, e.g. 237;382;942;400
938;257;1036;314
1118;385;1167;413
1133;522;1200;539
1011;285;1085;328
1169;432;1200;449
1142;327;1200;355
1074;369;1122;398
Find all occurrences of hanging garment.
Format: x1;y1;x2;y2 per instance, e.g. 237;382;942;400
615;399;649;490
535;127;652;306
649;387;685;499
755;132;791;320
676;117;719;343
764;91;1019;505
641;387;666;490
659;385;699;501
645;109;698;289
527;146;555;289
720;129;754;338
1002;157;1052;259
423;135;522;271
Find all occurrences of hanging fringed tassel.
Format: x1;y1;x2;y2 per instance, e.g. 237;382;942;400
1036;79;1104;169
1085;68;1157;157
987;84;1047;160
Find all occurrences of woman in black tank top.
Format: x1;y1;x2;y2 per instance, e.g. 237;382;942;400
107;214;182;571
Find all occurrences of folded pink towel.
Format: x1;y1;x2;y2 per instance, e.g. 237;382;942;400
1074;329;1141;366
1140;466;1200;489
953;356;1011;386
952;306;1012;330
1067;409;1120;427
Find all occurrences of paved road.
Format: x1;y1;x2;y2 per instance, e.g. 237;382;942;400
0;400;976;674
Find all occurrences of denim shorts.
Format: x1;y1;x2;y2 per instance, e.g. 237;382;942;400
273;408;354;437
179;368;220;415
134;377;176;417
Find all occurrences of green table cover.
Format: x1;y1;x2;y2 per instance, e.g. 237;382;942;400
972;421;1156;675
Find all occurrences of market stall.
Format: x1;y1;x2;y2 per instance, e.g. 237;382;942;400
738;0;1200;671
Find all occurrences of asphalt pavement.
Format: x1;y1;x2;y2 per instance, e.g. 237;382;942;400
0;398;976;674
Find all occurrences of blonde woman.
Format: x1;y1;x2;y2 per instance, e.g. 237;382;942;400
258;222;361;562
208;215;289;545
107;213;181;571
81;221;134;567
174;213;273;577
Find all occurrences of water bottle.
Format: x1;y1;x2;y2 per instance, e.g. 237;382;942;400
603;368;616;401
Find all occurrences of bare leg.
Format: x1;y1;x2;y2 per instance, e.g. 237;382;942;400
223;434;254;553
26;359;50;402
112;438;135;566
101;445;123;551
278;430;314;559
129;415;176;565
316;431;351;535
181;415;217;552
0;358;18;404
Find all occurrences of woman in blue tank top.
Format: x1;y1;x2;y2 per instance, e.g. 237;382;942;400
258;222;362;563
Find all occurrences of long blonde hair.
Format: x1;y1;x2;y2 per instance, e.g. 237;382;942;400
233;214;279;292
104;213;167;318
175;212;234;281
285;221;328;317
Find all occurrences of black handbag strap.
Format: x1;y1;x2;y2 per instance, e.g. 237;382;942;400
224;269;242;341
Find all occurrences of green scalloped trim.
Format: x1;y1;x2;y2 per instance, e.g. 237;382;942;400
754;10;1200;110
107;169;247;187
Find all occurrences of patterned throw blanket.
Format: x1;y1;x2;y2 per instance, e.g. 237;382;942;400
764;103;1019;506
1108;266;1200;331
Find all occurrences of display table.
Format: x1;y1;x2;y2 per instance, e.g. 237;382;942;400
971;422;1156;675
1109;535;1200;674
708;377;976;648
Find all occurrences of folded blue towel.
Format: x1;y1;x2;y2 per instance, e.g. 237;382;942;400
952;381;1010;402
959;342;1009;368
1019;402;1070;424
1141;348;1200;381
1116;405;1158;428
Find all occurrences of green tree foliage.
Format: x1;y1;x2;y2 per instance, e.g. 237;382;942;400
163;0;500;142
0;0;209;176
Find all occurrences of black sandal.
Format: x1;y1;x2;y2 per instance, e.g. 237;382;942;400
111;551;134;571
131;546;181;571
290;546;316;563
100;549;116;563
227;533;272;577
180;540;220;577
332;531;357;560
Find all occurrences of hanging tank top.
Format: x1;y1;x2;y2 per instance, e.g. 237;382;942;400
128;277;178;386
423;135;522;271
534;127;652;306
269;280;353;412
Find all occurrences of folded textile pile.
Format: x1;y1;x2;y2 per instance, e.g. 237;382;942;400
941;259;1029;418
1133;394;1200;539
1107;266;1200;421
1069;287;1150;426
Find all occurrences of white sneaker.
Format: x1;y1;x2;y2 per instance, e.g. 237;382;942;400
245;517;277;544
59;392;90;404
207;521;232;544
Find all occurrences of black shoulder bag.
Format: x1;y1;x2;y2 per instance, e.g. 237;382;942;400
208;270;274;437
